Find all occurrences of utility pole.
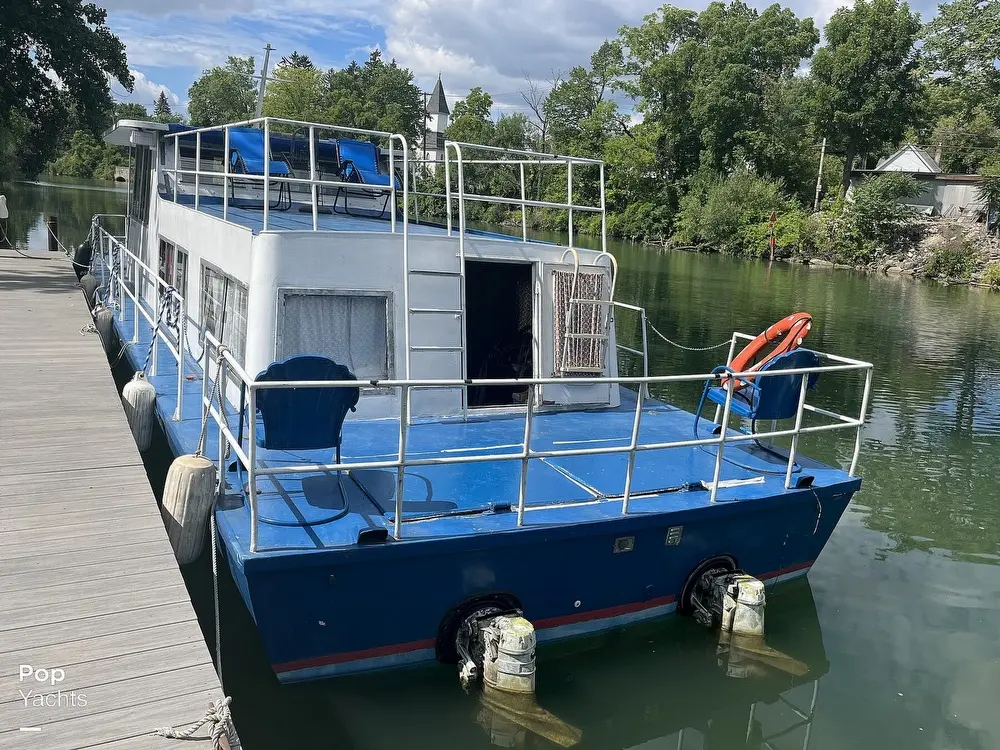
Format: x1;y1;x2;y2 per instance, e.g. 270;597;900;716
813;137;827;212
254;43;274;120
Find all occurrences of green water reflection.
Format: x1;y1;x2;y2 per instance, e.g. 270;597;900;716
6;183;999;749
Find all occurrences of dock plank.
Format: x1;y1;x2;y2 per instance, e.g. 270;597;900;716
0;250;225;748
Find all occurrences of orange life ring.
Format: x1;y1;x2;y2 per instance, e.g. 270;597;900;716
724;312;813;389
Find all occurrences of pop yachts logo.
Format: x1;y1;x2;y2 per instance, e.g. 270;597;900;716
18;665;87;708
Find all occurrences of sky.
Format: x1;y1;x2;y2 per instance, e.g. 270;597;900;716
103;0;943;119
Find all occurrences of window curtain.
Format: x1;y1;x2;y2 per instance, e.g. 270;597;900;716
553;269;606;374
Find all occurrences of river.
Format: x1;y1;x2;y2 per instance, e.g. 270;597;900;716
5;180;999;750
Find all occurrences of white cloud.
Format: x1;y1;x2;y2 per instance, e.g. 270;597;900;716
115;69;185;115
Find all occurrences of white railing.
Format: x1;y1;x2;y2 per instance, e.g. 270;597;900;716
443;141;607;251
162;117;409;234
200;328;872;554
91;216;189;422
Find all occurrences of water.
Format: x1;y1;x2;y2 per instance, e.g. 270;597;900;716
8;182;1000;749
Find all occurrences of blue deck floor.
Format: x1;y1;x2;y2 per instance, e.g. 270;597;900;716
109;293;853;562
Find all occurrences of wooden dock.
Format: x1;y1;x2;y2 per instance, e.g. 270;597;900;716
0;249;227;749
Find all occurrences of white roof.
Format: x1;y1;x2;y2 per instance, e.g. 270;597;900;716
875;145;941;174
103;119;170;147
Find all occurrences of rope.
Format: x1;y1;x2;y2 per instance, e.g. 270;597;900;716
142;286;178;374
154;697;240;749
155;350;237;748
646;319;733;352
44;218;74;255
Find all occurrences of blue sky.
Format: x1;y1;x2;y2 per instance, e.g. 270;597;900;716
103;0;942;119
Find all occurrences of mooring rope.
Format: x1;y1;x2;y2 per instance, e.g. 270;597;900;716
154;696;240;749
155;347;238;749
44;219;74;255
645;319;733;352
142;286;179;373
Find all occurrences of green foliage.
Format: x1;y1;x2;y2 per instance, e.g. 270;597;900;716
980;264;1000;287
932;108;1000;173
978;158;1000;233
188;56;257;127
810;0;924;190
46;130;126;180
152;91;182;124
263;65;326;124
673;171;802;257
814;173;926;263
923;0;1000;120
925;242;976;279
0;0;131;177
618;1;818;181
322;51;424;140
114;102;149;120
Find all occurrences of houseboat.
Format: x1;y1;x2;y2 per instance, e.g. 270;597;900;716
89;115;872;685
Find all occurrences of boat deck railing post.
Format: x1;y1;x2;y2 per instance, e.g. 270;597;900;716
784;373;810;489
395;385;409;540
710;377;737;504
516;384;535;527
519;163;527;242
172;134;179;204
117;241;125;321
263;119;271;231
621;377;646;515
309;126;318;232
248;381;258;552
195;132;202;212
850;367;873;477
223;127;230;221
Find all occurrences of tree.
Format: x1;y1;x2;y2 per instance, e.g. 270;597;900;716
322;51;424;140
280;51;314;69
923;0;1000;119
263;64;325;123
618;2;818;181
188;56;256;127
153;91;182;123
0;0;131;177
114;102;149;120
809;0;924;190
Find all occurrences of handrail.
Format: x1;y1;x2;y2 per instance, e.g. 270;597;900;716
91;218;189;422
199;328;873;553
163;117;410;233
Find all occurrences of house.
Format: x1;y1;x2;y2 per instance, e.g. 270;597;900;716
849;145;986;218
874;145;942;174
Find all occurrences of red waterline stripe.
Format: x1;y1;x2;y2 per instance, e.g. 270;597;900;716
274;637;436;674
535;595;676;630
275;565;812;674
759;560;814;582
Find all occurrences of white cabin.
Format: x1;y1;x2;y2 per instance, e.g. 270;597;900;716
103;117;624;421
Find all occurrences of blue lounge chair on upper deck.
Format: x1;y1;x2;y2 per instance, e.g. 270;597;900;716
334;138;401;219
693;348;822;439
228;127;292;211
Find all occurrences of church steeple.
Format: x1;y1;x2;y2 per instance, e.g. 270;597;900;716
427;75;450;116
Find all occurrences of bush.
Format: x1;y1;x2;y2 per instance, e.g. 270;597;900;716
924;242;976;280
672;171;803;257
981;263;1000;288
811;173;927;264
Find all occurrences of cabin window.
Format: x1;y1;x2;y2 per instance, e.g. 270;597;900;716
201;264;249;364
157;239;188;300
278;291;391;380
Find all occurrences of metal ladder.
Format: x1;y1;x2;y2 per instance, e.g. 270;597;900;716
403;247;468;420
558;248;618;375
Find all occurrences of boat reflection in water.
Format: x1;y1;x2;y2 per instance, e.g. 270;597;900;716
317;578;827;750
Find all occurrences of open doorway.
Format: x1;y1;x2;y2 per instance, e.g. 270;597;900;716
465;260;534;407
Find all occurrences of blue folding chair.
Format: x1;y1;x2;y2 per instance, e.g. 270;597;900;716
228;127;292;211
237;356;360;499
334;139;401;218
694;348;821;440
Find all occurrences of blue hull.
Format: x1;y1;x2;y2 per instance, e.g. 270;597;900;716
109;299;858;683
